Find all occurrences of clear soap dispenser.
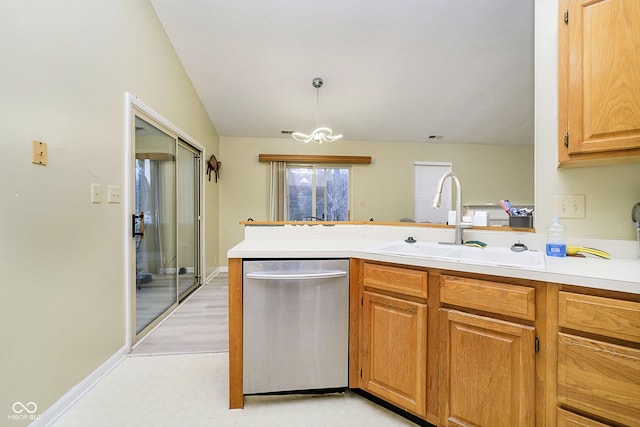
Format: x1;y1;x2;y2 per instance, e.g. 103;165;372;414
546;216;566;257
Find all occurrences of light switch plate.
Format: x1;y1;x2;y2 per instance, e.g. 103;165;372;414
554;194;585;219
108;185;121;204
32;140;48;165
91;184;102;203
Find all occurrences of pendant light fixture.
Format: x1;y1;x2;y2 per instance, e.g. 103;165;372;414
292;77;343;144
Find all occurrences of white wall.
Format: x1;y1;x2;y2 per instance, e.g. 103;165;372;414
534;0;640;240
0;0;219;423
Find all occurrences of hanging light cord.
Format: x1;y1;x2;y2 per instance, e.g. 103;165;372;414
315;85;320;129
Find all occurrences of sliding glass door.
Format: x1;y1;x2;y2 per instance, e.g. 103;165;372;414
132;114;201;342
177;141;201;301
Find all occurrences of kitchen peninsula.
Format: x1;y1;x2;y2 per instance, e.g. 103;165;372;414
228;223;640;427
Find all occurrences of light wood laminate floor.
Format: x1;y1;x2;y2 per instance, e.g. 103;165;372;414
131;273;228;355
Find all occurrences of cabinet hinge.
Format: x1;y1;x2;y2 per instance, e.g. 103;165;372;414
564;9;569;24
564;133;569;148
535;336;540;353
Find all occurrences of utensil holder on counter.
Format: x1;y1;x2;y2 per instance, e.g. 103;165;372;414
509;215;533;229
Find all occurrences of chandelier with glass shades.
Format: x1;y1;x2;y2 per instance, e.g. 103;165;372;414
292;77;343;144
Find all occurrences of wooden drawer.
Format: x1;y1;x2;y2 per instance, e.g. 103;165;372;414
559;291;640;344
557;408;612;427
440;275;535;321
558;333;640;427
363;263;428;299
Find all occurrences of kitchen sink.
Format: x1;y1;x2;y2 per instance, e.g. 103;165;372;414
367;240;546;269
367;241;459;258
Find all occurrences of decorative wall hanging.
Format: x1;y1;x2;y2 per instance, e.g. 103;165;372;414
207;154;221;182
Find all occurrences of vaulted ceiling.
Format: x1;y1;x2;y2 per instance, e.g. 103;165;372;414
150;0;534;145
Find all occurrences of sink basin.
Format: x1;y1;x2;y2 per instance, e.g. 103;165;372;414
368;240;545;269
367;241;459;258
444;244;546;269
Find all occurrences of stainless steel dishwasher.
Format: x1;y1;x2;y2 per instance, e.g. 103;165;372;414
243;259;349;394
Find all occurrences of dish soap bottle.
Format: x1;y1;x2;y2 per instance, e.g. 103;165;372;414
546;216;566;257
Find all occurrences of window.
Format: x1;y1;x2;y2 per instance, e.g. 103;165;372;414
286;165;350;221
263;155;367;222
414;161;452;223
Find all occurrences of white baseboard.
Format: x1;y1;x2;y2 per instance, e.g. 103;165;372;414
33;267;228;426
32;345;129;427
205;266;228;284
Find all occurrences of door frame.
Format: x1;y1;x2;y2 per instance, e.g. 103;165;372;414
176;139;202;302
124;92;206;349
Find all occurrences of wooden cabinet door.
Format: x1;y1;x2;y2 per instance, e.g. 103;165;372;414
361;291;427;416
439;309;536;427
558;0;640;165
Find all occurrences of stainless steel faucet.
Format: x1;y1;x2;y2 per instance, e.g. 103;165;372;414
432;171;471;245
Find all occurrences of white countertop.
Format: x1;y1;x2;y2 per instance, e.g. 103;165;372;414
228;224;640;295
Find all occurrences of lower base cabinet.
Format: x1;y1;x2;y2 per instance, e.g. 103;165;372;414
353;262;639;427
360;290;427;417
557;333;640;426
557;290;640;427
439;309;536;427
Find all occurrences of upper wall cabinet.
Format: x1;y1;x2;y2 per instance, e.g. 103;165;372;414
558;0;640;167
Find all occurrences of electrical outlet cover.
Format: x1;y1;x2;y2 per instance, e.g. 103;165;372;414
91;184;102;203
108;185;121;204
554;194;585;219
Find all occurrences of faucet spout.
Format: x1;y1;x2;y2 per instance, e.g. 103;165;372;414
432;171;470;245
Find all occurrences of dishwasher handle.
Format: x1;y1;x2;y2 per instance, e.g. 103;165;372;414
245;270;348;280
